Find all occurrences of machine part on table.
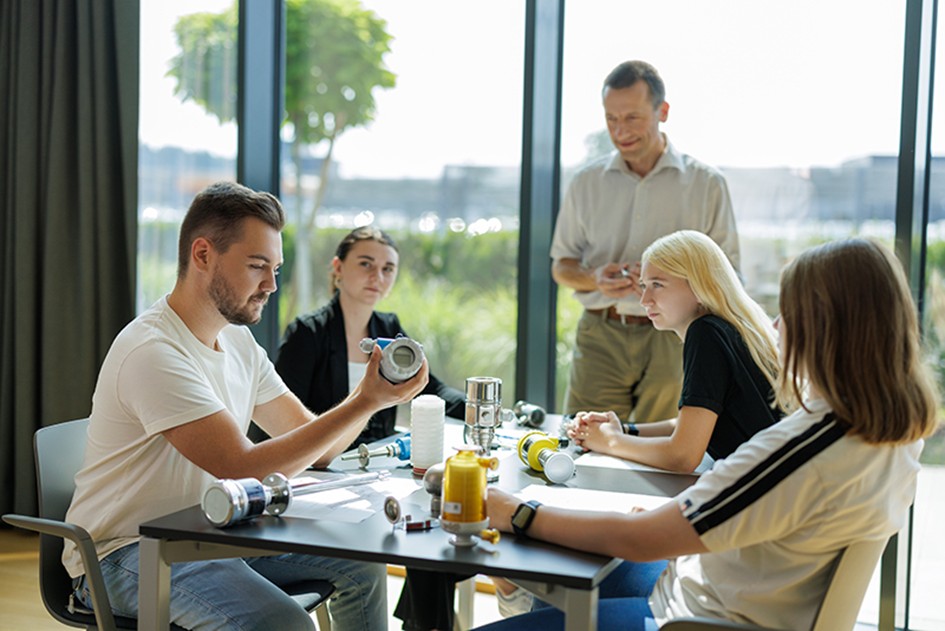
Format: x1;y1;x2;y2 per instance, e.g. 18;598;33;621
517;431;575;484
359;336;425;383
202;470;391;527
341;435;411;469
383;495;438;532
440;446;500;547
422;462;445;516
383;495;403;523
512;400;547;428
464;376;502;482
410;395;446;475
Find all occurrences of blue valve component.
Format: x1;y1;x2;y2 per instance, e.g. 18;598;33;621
343;434;412;468
375;337;396;349
388;435;411;461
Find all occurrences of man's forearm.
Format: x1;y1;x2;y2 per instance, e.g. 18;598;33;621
552;258;597;292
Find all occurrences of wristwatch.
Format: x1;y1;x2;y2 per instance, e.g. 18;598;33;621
511;500;542;537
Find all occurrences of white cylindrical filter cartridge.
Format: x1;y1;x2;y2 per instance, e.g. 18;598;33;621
411;395;445;475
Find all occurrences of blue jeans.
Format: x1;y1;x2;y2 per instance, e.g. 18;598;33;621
73;542;387;631
473;560;667;631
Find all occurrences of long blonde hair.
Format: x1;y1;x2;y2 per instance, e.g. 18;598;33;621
642;230;780;392
777;238;939;443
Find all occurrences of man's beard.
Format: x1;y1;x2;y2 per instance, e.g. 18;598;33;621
209;272;268;325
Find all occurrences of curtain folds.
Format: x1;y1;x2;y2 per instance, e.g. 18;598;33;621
0;0;139;515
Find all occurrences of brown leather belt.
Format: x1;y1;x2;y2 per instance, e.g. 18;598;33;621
586;306;651;326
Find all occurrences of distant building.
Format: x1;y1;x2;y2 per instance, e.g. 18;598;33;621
139;144;945;227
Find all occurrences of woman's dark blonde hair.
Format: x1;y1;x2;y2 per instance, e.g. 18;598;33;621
643;230;780;392
777;238;939;443
330;226;398;292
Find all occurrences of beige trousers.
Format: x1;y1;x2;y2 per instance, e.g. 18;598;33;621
564;309;683;423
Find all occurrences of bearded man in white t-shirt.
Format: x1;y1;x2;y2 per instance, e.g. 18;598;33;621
63;181;428;630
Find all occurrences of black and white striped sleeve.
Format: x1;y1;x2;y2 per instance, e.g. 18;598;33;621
676;414;846;550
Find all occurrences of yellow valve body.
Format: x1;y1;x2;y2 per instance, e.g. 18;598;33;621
442;447;498;523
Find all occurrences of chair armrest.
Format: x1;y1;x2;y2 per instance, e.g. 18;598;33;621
3;514;119;631
661;616;773;630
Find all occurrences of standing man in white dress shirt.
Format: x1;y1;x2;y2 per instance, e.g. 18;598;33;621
551;59;740;423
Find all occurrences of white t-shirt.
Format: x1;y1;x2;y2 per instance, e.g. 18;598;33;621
649;399;922;630
550;138;739;315
62;297;288;578
347;361;368;394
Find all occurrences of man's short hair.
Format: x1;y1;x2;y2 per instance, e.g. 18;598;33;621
603;60;665;109
177;181;286;279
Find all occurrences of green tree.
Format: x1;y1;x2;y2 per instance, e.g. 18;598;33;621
167;0;395;314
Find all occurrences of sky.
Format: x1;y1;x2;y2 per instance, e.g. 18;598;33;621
139;1;941;178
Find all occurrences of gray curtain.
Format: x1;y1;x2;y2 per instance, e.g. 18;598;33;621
0;0;139;515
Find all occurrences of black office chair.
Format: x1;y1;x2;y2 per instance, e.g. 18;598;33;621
2;418;334;630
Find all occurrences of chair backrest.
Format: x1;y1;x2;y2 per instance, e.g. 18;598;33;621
811;537;890;631
27;419;191;631
660;537;892;631
33;419;95;628
35;418;89;521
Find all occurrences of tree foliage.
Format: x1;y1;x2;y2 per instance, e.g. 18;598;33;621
167;0;394;138
167;0;396;314
283;0;395;145
167;5;239;123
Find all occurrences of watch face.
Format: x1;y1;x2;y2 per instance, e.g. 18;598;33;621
512;503;533;530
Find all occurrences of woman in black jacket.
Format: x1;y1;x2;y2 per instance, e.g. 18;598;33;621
277;226;465;630
276;226;465;448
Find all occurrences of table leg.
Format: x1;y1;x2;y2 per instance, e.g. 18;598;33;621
563;585;598;631
138;536;171;631
510;578;599;631
455;576;476;630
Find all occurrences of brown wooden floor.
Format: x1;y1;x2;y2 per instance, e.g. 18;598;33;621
0;528;71;630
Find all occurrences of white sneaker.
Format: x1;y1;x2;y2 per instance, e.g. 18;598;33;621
495;586;534;618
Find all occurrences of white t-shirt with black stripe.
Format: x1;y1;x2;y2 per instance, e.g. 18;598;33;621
649;398;922;630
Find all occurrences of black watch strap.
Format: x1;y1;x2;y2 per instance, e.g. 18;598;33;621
511;500;542;537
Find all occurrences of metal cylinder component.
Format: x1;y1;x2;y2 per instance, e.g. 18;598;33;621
537;450;575;484
464;376;502;482
202;470;390;528
512;400;547;428
202;478;270;528
517;431;575;484
360;336;425;383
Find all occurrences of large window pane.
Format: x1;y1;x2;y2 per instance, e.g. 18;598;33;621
558;2;907;626
915;4;945;630
277;1;524;401
138;1;237;313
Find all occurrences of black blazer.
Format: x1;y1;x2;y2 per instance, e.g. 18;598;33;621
275;294;466;446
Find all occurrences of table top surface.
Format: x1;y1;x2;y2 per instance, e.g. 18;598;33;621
140;416;698;590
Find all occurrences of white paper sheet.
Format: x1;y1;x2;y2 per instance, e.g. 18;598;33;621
282;477;420;523
574;450;713;475
515;484;670;513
